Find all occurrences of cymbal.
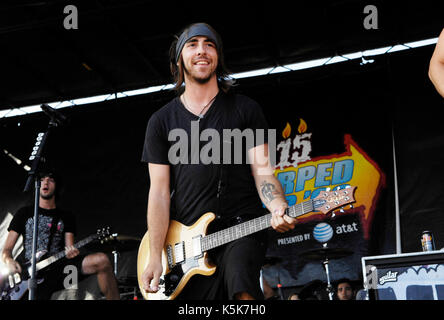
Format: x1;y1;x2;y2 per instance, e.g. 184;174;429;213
299;247;353;261
86;234;141;253
113;235;141;242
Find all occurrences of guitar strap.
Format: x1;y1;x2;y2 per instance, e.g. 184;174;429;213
169;92;239;220
46;215;60;264
215;93;238;219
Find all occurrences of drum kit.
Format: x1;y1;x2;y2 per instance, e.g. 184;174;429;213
299;243;353;300
266;243;353;300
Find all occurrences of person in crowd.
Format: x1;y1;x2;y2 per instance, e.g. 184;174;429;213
335;278;355;301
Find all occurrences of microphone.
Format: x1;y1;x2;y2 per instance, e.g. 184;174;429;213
40;104;68;125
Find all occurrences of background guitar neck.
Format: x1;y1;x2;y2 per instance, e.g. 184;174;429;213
35;234;97;272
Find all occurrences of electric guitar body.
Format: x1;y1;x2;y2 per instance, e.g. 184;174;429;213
137;212;217;300
137;186;357;300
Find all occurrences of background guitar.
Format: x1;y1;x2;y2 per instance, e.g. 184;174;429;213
1;227;112;300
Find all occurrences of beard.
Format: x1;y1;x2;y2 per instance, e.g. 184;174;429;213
40;190;55;200
183;63;216;84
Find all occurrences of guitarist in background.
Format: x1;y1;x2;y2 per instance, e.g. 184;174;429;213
1;171;120;300
141;22;298;300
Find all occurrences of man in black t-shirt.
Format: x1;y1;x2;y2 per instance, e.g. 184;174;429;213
140;23;299;300
1;172;120;300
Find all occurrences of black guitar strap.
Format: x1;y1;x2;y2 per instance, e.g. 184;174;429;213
215;93;238;219
169;92;239;221
46;216;60;261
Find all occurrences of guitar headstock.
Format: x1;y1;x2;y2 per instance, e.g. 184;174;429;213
96;227;112;242
312;186;356;215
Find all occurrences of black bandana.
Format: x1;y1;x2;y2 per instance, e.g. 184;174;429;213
175;23;220;63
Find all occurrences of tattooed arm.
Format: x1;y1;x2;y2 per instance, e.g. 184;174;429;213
249;143;298;232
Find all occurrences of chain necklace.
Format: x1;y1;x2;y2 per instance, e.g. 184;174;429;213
182;93;217;122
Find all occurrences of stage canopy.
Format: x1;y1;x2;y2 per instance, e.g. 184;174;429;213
0;0;442;111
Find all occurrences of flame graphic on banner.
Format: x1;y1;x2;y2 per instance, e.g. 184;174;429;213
282;123;291;139
298;119;307;134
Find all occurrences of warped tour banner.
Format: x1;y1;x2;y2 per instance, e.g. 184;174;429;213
265;118;386;286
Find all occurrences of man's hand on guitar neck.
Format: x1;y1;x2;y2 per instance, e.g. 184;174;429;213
270;199;298;233
64;232;79;259
142;259;163;293
65;246;80;259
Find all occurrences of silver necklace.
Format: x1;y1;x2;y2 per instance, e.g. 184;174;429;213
182;94;217;122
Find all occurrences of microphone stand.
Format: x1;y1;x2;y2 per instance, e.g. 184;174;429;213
23;118;59;300
277;274;284;300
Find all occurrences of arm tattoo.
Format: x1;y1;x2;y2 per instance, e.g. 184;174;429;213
261;181;277;204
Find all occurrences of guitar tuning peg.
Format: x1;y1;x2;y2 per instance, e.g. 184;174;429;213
349;204;354;209
345;185;351;189
339;208;345;213
331;212;336;218
334;186;341;191
326;187;331;192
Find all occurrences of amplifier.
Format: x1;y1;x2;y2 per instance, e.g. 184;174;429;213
361;250;444;300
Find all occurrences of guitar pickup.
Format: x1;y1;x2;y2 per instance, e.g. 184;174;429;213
7;272;21;289
166;245;174;268
13;273;21;285
8;275;14;289
192;236;203;259
174;242;185;264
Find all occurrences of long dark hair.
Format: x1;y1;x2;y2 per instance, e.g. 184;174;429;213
169;23;236;94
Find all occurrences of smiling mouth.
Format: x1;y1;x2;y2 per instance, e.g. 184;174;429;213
194;60;210;65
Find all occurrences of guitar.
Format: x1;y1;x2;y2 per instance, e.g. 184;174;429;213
1;227;112;300
137;186;357;300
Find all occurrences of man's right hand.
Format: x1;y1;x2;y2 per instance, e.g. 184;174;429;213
142;259;163;293
5;258;22;274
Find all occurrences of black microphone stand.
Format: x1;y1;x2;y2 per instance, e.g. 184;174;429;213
23;113;60;300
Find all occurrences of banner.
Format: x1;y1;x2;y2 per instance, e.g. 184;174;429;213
266;119;386;286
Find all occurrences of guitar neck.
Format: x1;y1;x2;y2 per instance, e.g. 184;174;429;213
35;234;97;272
201;199;314;252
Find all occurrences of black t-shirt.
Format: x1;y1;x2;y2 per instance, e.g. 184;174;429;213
142;91;269;226
8;206;76;262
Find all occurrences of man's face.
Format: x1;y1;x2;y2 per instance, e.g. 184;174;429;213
180;36;218;84
337;282;353;300
40;176;56;200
